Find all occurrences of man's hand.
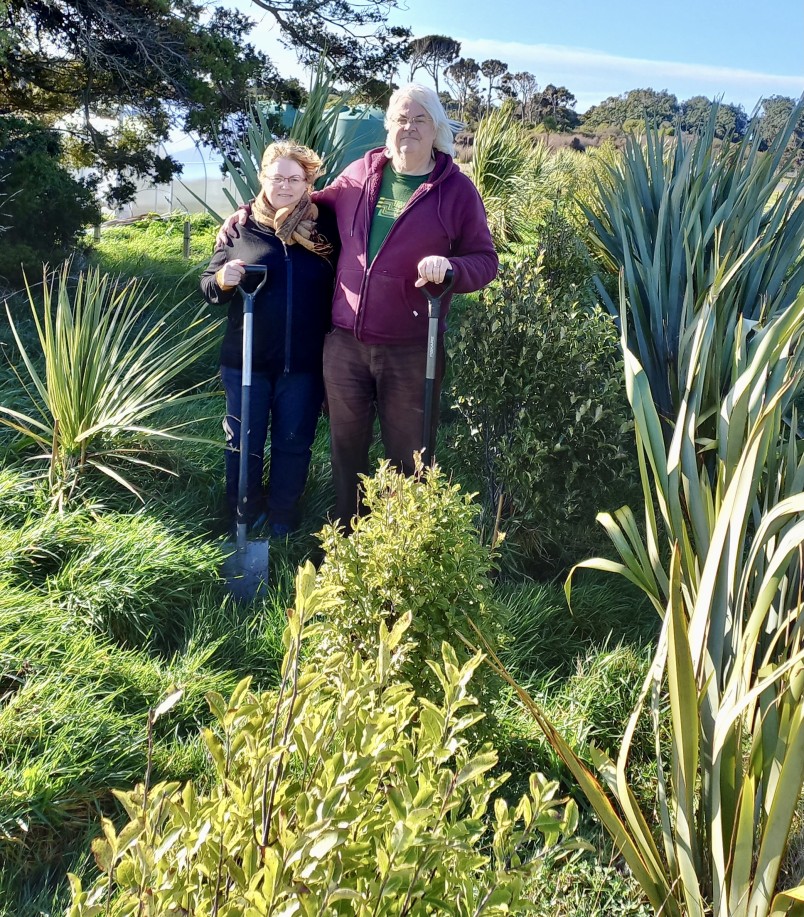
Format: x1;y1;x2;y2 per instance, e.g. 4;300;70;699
415;255;452;288
214;208;250;250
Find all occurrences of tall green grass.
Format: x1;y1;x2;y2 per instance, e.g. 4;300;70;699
89;212;219;298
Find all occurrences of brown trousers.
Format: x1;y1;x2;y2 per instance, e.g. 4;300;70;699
323;327;445;527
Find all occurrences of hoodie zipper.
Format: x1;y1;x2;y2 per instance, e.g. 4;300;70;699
354;176;435;339
283;243;292;374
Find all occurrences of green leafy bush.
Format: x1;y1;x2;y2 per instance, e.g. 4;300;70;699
535;209;598;307
68;563;586;916
315;459;502;708
446;257;635;573
0;117;99;284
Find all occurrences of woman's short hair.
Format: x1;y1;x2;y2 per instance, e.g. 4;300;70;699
385;84;455;157
259;141;324;185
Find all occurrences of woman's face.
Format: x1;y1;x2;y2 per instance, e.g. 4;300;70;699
386;98;436;161
261;156;308;209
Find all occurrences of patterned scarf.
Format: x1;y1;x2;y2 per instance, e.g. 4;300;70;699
251;190;333;258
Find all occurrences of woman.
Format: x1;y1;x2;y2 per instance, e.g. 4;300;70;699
202;141;337;537
218;85;497;528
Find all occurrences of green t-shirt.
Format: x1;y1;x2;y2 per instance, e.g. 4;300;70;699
367;167;430;265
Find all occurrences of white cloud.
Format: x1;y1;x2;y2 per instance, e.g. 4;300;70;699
459;38;804;111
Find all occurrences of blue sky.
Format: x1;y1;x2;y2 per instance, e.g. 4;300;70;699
232;0;803;113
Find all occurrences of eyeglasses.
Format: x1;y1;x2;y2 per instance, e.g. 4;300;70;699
266;175;306;186
389;115;432;128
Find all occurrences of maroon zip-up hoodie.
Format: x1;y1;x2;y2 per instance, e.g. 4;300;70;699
313;147;498;345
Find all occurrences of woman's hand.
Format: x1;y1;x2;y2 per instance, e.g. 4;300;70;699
215;208;250;250
414;255;452;288
214;259;246;290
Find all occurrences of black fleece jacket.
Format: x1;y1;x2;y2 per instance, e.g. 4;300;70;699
200;207;337;375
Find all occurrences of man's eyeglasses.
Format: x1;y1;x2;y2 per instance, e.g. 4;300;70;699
390;115;431;128
266;175;305;186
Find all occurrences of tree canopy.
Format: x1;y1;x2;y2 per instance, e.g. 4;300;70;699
406;35;461;93
759;95;804;150
249;0;410;88
582;88;679;130
1;0;410;204
1;0;279;203
3;2;798;213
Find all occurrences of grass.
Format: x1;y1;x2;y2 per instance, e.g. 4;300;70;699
0;222;656;916
89;211;219;298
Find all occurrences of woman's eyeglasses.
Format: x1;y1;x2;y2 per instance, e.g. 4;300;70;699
390;116;431;128
266;175;306;186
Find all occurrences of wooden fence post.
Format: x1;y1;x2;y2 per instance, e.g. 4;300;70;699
183;220;191;259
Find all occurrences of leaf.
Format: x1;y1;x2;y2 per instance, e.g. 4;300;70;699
455;751;498;788
150;689;183;724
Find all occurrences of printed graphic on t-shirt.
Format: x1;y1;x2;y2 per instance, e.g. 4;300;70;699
376;195;408;219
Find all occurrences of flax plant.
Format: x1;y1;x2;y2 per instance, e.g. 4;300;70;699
585;99;804;429
0;261;221;508
203;59;356;220
479;274;804;916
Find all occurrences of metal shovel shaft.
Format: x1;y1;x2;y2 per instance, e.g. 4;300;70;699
421;269;455;463
223;264;270;602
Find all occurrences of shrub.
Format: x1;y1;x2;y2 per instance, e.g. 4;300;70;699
0;117;99;284
67;563;586;915
535;208;597;306
445;256;636;573
315;459;502;710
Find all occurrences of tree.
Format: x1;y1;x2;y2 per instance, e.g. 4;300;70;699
583;88;678;130
1;0;411;204
249;0;411;89
758;95;804;151
624;88;677;126
502;71;540;123
681;96;748;141
480;58;508;114
679;95;713;134
1;0;275;204
0;117;100;282
714;102;747;141
406;35;460;93
536;84;578;131
444;57;480;121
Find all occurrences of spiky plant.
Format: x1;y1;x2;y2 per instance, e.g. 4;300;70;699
470;106;552;248
585;99;804;428
202;59;358;221
0;261;221;508
483;275;804;917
